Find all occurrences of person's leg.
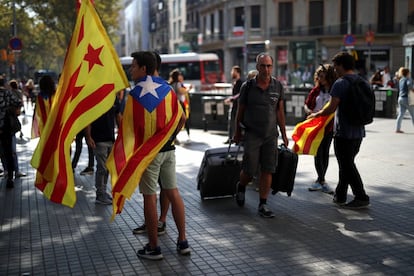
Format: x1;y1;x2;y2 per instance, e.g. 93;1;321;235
257;136;277;217
86;134;95;168
0;139;6;173
159;150;190;254
143;193;159;248
158;185;170;224
319;133;333;183
407;103;414;126
333;137;354;203
71;132;83;169
11;135;19;173
237;132;258;190
314;133;331;183
103;142;112;191
93;142;111;202
396;97;407;132
1;134;15;187
165;189;186;238
137;153;163;257
258;171;272;201
347;139;369;202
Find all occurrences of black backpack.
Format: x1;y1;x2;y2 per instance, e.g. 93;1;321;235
342;75;375;126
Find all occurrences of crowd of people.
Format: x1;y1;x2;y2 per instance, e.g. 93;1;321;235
2;50;413;262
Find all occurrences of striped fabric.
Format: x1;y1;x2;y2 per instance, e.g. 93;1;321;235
30;0;129;208
31;95;54;139
292;114;334;156
107;76;183;219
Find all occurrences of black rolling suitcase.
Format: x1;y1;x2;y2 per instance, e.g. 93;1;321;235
271;144;298;196
197;144;243;200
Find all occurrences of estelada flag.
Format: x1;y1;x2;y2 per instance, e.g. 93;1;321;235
106;75;183;219
292;114;334;156
30;0;129;208
31;93;54;139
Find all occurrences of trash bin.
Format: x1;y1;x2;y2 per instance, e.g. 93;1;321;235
201;95;228;131
284;87;308;126
374;88;398;118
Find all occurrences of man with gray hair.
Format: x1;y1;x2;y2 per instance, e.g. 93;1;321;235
233;53;288;218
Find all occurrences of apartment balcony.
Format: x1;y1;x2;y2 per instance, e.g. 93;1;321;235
270;22;405;38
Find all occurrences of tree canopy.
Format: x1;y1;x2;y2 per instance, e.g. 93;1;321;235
0;0;122;80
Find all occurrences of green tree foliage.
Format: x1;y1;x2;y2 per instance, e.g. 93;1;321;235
0;0;122;79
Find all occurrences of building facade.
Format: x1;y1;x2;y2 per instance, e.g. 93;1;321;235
123;0;150;55
185;0;414;85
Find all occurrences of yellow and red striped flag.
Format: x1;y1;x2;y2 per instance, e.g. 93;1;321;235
30;0;129;208
292;114;334;156
31;95;54;139
107;75;183;219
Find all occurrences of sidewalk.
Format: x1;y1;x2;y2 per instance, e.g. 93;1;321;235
1;113;414;275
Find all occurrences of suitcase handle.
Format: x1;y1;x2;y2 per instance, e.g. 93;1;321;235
226;140;242;164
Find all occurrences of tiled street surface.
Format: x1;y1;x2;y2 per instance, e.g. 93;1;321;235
1;107;414;275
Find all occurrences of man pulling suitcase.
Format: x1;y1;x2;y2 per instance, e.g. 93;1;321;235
233;53;289;218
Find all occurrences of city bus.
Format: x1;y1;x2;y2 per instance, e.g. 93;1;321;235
120;52;226;92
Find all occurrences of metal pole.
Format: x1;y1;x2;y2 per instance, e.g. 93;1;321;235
243;1;247;76
12;0;18;79
347;0;351;35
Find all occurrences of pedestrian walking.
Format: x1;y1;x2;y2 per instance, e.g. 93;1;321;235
85;99;121;205
308;51;370;209
233;52;289;218
395;67;414;133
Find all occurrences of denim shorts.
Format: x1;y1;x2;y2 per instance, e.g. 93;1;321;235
139;150;177;195
242;132;278;176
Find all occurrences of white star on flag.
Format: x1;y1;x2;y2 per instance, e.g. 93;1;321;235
138;76;162;98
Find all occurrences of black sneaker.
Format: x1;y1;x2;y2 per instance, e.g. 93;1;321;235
258;204;275;218
132;223;146;235
343;199;370;209
132;221;166;235
80;167;94;176
15;172;27;178
333;195;346;206
176;239;191;255
136;244;163;260
157;221;166;235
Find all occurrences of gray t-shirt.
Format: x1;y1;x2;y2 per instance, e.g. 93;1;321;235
239;77;284;138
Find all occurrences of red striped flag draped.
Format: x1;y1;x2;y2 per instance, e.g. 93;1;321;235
292;114;334;156
31;95;54;139
106;75;183;219
30;0;129;208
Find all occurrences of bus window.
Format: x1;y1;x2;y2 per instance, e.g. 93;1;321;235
119;52;225;92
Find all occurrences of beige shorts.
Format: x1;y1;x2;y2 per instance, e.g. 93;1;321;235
139;150;177;195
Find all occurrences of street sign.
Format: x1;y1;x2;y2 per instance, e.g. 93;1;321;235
343;34;356;46
9;37;23;51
